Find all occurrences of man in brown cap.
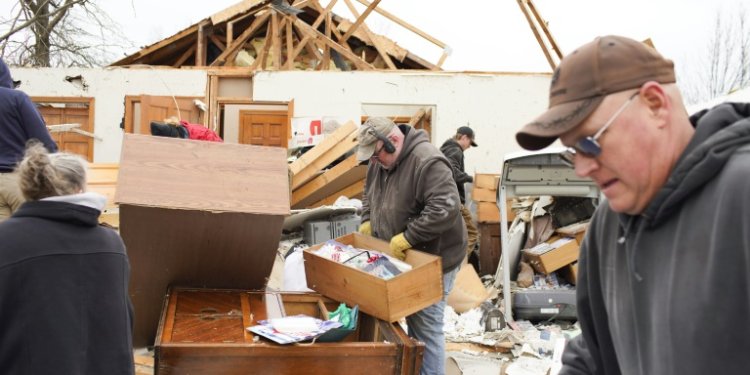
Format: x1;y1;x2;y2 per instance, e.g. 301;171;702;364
517;35;750;374
356;117;466;375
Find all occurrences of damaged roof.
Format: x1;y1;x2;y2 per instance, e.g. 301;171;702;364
110;0;445;71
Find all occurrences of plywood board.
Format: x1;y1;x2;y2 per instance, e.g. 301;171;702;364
115;134;289;215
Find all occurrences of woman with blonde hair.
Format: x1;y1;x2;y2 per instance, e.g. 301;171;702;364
0;142;134;374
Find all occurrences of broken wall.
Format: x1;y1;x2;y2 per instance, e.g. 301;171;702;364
12;67;207;162
252;70;551;173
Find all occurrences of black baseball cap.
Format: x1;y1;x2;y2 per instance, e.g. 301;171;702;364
457;126;478;147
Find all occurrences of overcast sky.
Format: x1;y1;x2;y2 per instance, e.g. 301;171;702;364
100;0;744;75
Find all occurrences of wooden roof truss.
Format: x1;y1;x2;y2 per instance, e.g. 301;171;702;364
110;0;446;71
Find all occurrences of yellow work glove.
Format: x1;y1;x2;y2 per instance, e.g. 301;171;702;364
389;232;412;261
358;221;372;236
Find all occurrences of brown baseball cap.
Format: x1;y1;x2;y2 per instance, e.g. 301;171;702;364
516;35;676;150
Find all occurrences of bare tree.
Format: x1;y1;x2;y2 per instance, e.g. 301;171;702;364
679;5;750;105
0;0;131;67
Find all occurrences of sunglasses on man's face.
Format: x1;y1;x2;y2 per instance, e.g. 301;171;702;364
560;92;638;167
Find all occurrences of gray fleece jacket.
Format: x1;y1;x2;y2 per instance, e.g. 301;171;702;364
561;102;750;375
362;125;466;272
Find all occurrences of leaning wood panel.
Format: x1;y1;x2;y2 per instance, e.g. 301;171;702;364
291;129;359;189
289;120;357;175
117;134;289;346
310;179;364;208
115;134;289;215
291;155;366;208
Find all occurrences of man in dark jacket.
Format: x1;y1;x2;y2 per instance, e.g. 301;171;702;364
440;126;478;257
0;58;57;222
516;35;750;375
357;117;465;375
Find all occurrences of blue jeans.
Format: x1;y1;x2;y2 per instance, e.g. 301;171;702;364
406;265;460;375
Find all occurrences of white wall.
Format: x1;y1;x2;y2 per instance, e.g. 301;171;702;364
12;68;551;172
252;70;551;174
12;67;207;162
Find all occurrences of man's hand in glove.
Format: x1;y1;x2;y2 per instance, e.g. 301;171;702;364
358;221;372;236
389;233;411;260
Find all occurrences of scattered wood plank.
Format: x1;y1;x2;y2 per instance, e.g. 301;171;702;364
289;120;357;175
310;179;365;208
291;129;359;189
291;154;366;208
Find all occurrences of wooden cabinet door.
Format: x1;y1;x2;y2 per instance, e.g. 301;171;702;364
39;105;94;162
239;110;288;147
138;95;203;135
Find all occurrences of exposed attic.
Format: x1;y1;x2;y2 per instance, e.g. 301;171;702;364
110;0;447;71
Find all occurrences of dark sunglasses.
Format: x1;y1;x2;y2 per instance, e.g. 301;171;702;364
560;92;638;167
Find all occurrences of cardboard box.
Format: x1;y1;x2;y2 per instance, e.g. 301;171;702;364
155;288;424;375
304;233;443;322
555;221;589;245
474;173;500;190
115;134;290;346
472;187;497;202
524;237;580;274
561;262;579;285
477;201;516;223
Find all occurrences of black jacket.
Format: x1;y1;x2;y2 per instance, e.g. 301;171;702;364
439;138;473;204
560;103;750;375
0;200;134;374
0;59;57;172
363;125;466;272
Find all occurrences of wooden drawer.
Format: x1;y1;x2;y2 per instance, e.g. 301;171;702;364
155;288;424;375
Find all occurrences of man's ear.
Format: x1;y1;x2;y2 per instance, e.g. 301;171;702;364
640;81;670;124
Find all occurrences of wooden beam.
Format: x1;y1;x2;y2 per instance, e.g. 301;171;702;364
310;179;365;208
353;0;446;49
285;15;374;70
436;51;448;68
321;10;331;70
227;21;234;47
343;0;395;69
310;0;353;53
271;11;281;70
251;22;274;70
291;155;366;208
283;0;336;69
110;24;199;66
340;0;381;44
285;17;294;68
517;0;556;70
209;34;226;51
290;120;357;175
527;0;563;60
407;108;426;127
196;22;205;66
292;129;359;189
211;12;271;67
173;44;196;67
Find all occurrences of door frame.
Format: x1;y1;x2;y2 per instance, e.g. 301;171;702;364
32;96;96;161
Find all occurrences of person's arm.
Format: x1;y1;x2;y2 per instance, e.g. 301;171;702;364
18;93;57;152
442;145;472;184
402;157;461;245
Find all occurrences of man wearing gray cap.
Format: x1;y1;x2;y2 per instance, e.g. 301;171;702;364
356;117;466;375
516;35;750;374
